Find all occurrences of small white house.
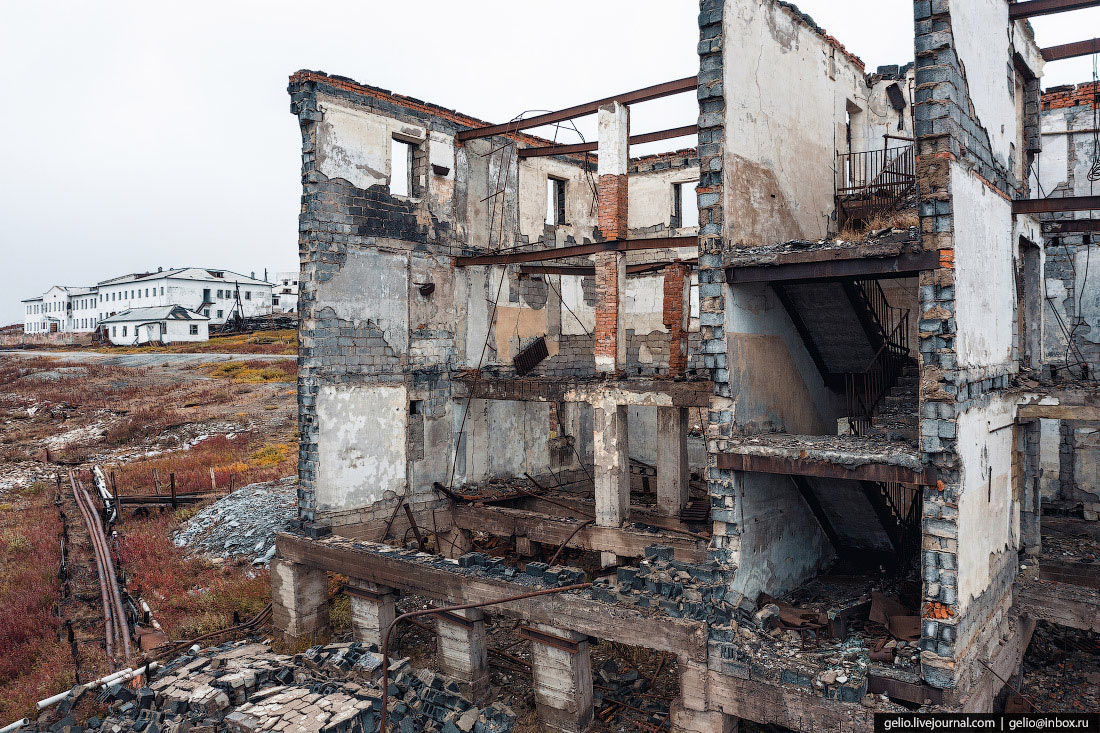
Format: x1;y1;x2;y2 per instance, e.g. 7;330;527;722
99;306;210;346
272;271;299;313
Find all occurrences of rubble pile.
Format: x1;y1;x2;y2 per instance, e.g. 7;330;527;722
457;551;587;587
44;640;514;733
174;478;297;565
1022;623;1100;712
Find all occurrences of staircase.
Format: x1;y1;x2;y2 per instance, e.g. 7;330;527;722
865;359;919;442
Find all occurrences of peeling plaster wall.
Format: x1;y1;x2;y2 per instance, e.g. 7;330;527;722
316;98;427;192
722;0;874;245
954;396;1019;619
315;384;408;513
317;249;409;355
517;156;598;244
951;164;1015;369
948;0;1017;174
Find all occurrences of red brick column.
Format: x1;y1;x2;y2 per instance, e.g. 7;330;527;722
663;263;691;377
595;102;629;374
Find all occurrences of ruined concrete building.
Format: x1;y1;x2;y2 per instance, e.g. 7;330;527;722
271;0;1100;729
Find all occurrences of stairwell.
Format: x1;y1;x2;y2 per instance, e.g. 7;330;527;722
865;357;919;444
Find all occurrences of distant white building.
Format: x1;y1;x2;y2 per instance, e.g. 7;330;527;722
96;268;274;326
21;267;275;338
99;306;210;346
22;286;101;334
272;271;299;313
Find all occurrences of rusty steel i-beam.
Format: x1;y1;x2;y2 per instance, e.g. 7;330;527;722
454;236;698;267
1041;37;1100;61
1009;0;1100;19
1012;196;1100;214
518;125;699;159
455;77;698;142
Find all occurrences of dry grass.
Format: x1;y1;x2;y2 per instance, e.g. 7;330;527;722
111;433;296;495
202;360;296;384
838;208;920;241
114;510;270;638
90;329;298;356
0;482;72;721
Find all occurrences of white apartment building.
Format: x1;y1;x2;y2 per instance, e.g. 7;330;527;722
22;286;102;334
96;268;274;326
272;271;299;313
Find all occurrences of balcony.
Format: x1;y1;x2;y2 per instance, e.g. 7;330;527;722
835;142;917;231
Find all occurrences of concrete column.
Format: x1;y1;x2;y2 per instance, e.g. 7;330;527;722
347;579;396;648
670;702;737;733
435;608;490;703
594;101;629;374
593;399;629;567
657;406;690;517
270;558;329;643
663;263;691;377
528;624;594;733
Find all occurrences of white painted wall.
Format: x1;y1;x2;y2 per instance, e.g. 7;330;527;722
103;317;208;345
97;275;272;326
723;0;873;245
315;384;408;513
949;0;1018;172
315;95;427;193
951;164;1015;369
955;396;1019;611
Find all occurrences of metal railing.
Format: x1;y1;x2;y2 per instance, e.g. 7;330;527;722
836;142;916;227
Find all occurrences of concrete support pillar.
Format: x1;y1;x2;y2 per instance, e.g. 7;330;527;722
670;702;737;733
594;102;629;374
528;624;594;733
657;406;690;517
270;558;329;643
663;263;691;377
435;608;490;703
593;399;629;566
347;579;396;648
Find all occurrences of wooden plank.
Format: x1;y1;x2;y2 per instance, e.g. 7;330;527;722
716;451;933;485
275;533;708;660
450;505;709;562
1016;578;1100;632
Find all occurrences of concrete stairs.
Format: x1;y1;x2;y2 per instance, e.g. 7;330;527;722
866;359;919;444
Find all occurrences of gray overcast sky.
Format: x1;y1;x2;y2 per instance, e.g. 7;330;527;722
2;1;1098;325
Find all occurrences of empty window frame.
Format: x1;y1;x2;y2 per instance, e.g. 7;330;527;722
190;325;198;335
546;177;566;225
672;182;700;228
390;138;414;197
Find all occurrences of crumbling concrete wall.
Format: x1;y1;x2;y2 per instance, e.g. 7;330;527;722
912;0;1043;692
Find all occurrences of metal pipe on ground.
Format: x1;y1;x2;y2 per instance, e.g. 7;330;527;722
79;478;133;660
377;583;592;732
69;470;116;663
33;663;158;713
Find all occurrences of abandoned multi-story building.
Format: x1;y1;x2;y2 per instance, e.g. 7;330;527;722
271;0;1100;729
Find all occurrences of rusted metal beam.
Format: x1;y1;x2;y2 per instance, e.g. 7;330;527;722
455;236;698;267
716;451;935;486
726;250;940;284
1044;219;1100;234
455;77;698;142
517;624;581;653
1009;0;1100;18
519;259;696;277
517;125;699;159
1041;37;1100;61
1013;196;1100;214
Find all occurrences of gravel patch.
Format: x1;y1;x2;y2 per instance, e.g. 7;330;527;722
174;477;297;565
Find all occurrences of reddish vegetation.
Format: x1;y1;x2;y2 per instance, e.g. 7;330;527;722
112;433;295;495
115;510;269;638
0;484;69;721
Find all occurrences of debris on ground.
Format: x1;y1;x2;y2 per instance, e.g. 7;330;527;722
27;640;515;733
173;478;297;565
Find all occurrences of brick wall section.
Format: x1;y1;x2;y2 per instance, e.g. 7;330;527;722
1042;81;1099;111
913;0;1030;691
595;173;628;373
696;0;737;569
663;263;691;377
